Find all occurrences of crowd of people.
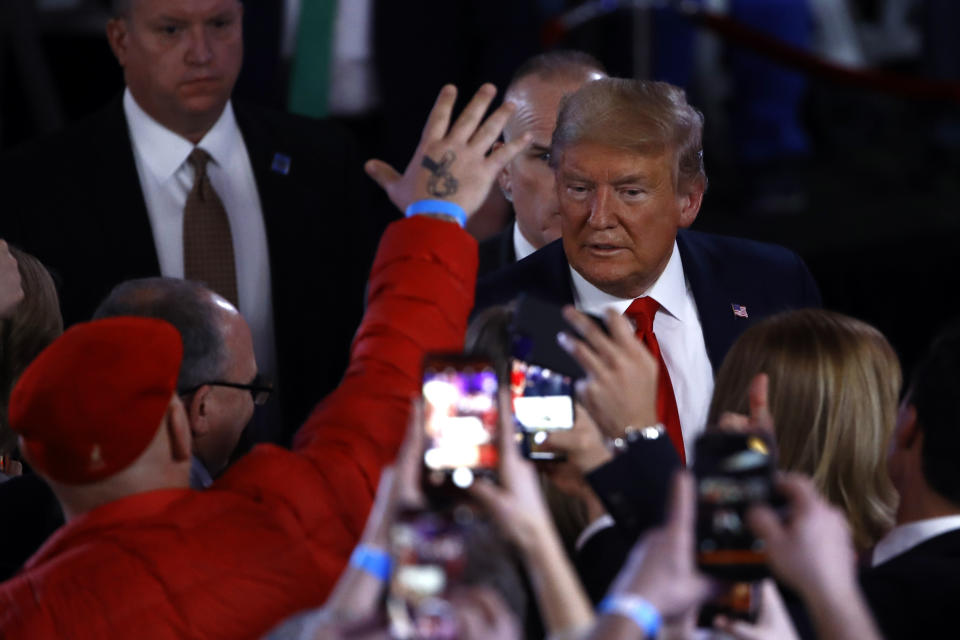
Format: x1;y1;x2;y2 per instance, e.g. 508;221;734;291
1;0;958;638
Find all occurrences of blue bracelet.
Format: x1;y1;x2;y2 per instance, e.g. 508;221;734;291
349;544;392;581
598;594;662;637
405;199;467;227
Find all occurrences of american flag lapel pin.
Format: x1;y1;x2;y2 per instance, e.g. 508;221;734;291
271;153;292;176
731;303;748;318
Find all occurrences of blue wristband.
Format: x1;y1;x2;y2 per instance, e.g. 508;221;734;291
405;199;467;227
349;544;392;581
598;594;662;637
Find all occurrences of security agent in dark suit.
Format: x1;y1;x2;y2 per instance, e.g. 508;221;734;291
477;51;606;278
476;78;820;599
861;322;960;639
0;0;387;444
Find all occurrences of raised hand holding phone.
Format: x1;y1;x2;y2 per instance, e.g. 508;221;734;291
365;84;532;219
558;306;659;440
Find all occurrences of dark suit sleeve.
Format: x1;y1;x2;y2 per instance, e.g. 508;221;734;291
575;525;633;604
586;435;681;543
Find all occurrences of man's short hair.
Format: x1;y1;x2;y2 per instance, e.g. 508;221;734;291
550;78;707;191
911;321;960;506
507;50;606;90
93;278;227;392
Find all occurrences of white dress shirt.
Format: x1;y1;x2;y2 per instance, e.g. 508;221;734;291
872;514;960;567
569;242;714;462
512;221;538;262
123;89;277;383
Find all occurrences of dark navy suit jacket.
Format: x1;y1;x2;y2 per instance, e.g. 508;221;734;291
861;527;960;640
476;228;821;600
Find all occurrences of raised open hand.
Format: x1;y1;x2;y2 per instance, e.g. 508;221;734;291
365;84;531;218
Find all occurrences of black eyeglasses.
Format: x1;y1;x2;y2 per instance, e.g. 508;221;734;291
179;375;273;406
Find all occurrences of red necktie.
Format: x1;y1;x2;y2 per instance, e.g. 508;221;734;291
624;297;686;465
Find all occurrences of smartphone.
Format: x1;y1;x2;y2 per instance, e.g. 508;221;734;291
386;509;467;640
421;353;499;496
694;431;778;582
509;358;575;460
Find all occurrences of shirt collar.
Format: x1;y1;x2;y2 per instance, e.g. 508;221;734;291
123;87;240;181
190;455;214;490
872;514;960;567
512;221;538;262
569;241;690;321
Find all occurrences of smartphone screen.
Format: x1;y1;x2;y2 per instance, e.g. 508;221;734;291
422;355;499;491
694;432;776;581
387;509;467;640
510;358;574;460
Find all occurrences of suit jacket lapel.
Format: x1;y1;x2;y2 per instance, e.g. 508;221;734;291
676;230;739;371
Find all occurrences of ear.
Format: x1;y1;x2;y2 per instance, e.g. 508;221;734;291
676;177;705;229
186;386;212;440
494;141;513;202
106;18;130;66
896;404;922;451
166;396;193;463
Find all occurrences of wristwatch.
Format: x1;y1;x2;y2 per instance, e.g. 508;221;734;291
609;423;665;453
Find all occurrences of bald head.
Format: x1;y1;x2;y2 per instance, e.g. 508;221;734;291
94;278;231;390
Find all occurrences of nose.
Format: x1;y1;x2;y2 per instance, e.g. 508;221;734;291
185;25;214;66
586;186;618;230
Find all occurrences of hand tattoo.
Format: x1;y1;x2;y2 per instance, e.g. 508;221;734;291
421;151;459;197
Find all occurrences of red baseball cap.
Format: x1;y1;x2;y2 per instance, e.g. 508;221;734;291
9;316;183;485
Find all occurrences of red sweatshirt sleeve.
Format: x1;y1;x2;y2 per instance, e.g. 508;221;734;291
291;215;477;537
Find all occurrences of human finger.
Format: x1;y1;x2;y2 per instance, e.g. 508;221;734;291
772;472;818;515
557;331;607;381
419;84;458;144
745;504;785;548
562;306;620;364
748;374;774;432
467;477;508;522
394;399;426;506
447;83;497;143
715;411;751;432
363;159;402;191
603;308;642;349
468;99;515;151
665;470;696;536
497;387;521;465
486;132;533;171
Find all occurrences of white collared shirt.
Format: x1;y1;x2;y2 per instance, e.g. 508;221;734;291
872;514;960;567
123;89;277;382
513;221;538;262
569;242;714;462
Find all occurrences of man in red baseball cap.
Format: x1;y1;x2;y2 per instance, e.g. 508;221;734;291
0;83;528;639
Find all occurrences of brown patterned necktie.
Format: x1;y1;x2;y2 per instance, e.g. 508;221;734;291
183;148;239;307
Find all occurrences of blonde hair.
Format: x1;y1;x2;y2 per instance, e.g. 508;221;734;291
550;78;707;191
709;309;900;551
0;247;63;455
